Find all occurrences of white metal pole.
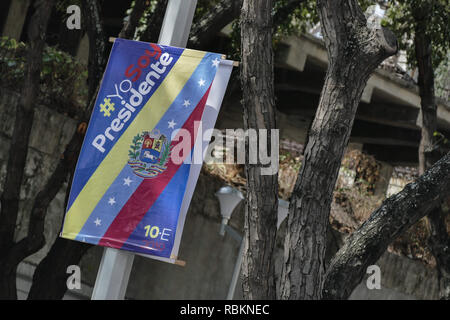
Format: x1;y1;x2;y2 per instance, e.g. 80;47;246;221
226;238;244;300
91;0;198;300
225;199;291;300
158;0;198;46
91;248;135;300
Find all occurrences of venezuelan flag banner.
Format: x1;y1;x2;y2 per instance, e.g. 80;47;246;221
60;38;233;262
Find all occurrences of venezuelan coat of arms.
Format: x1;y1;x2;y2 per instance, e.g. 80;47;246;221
128;129;172;178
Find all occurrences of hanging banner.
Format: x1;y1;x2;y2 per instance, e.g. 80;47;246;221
60;38;233;263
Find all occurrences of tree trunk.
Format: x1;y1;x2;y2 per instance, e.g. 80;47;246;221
189;0;241;50
279;0;397;300
188;0;304;50
427;206;450;300
119;0;147;40
240;0;278;299
27;238;92;300
82;0;107;101
27;0;149;299
415;22;450;301
26;0;106;299
141;0;168;43
272;0;305;29
0;0;54;300
322;151;450;299
415;31;439;174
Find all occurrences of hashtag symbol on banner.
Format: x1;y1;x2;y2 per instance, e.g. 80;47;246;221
100;98;115;117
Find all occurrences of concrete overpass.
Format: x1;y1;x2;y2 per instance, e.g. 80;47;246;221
216;33;450;166
2;0;449;165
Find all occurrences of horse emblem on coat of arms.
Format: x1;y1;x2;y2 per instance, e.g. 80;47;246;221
128;129;172;178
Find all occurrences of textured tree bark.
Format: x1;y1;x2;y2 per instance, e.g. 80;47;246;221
427;206;450;300
82;0;107;101
16;0;109;265
119;0;147;40
279;0;397;300
272;0;305;29
27;238;92;300
189;0;241;49
25;94;101;300
0;0;54;300
25;0;107;300
141;0;168;43
2;126;86;274
240;0;278;300
415;22;450;301
415;31;439;174
188;0;304;50
322;152;450;299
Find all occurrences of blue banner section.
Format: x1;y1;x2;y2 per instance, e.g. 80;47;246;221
60;37;227;262
68;39;183;210
121;162;191;258
75;165;143;244
72;52;221;249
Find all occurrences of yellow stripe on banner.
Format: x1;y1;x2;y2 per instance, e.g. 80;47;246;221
61;49;206;240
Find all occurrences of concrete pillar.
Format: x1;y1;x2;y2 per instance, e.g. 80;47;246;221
76;34;89;65
374;161;394;198
347;142;363;152
1;0;30;40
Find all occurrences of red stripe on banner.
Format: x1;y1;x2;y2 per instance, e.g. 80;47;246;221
98;86;211;249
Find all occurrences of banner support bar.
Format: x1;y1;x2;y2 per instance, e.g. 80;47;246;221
108;37;239;66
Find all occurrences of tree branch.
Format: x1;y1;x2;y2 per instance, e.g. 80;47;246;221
273;0;305;28
0;0;55;299
119;0;148;40
322;152;450;299
82;0;107;100
0;0;55;253
427;206;450;300
188;0;241;49
5;0;107;266
188;0;305;50
279;0;397;300
141;0;168;43
27;0;148;300
413;6;450;300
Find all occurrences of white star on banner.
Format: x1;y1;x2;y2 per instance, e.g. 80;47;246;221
183;99;191;107
123;176;132;186
168;119;176;129
198;78;206;87
108;197;116;205
212;58;220;68
94;218;101;226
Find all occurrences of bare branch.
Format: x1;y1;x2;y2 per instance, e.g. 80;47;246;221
119;0;148;40
189;0;241;49
279;0;397;300
322;152;450;299
0;0;55;299
0;0;54;252
27;0;148;300
141;0;168;43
